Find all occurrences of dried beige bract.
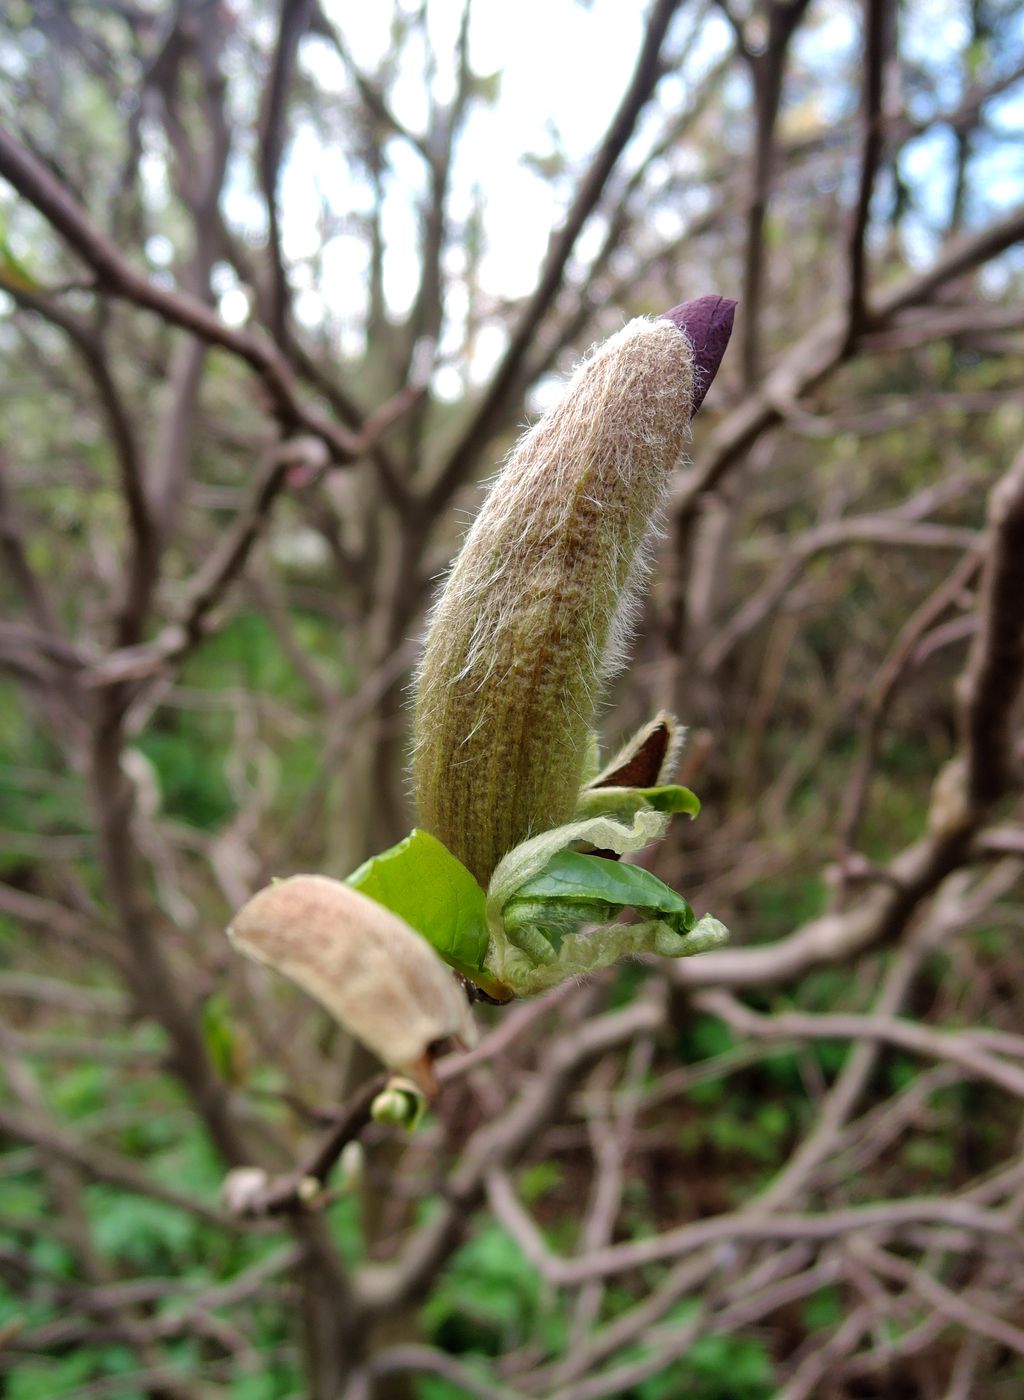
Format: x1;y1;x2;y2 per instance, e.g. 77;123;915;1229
228;875;475;1089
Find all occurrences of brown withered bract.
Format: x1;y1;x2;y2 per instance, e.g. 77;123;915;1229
590;711;685;790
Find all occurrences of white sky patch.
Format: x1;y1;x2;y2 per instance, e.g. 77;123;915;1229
281;0;651;328
280;124;329;262
219;287;251;327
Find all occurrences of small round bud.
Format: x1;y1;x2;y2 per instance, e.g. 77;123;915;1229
297;1175;322;1204
371;1076;426;1130
221;1166;269;1215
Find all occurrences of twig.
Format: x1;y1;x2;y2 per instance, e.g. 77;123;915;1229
232;1072;388;1218
0;125;373;465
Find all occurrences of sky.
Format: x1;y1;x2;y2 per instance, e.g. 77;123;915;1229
247;0;737;389
1;0;1020;392
242;0;1021;395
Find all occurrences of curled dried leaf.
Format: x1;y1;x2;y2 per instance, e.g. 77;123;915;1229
228;875;476;1092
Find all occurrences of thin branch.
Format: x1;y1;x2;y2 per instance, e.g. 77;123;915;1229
0;124;371;464
845;0;889;341
357;991;665;1311
231;1073;388;1218
0;1102;249;1232
257;0;315;350
838;548;983;847
538;1197;1016;1288
962;440;1024;805
696;989;1024;1101
670;201;1024;527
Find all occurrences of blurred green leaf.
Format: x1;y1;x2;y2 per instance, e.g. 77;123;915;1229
89;1190;198;1269
201;992;243;1083
802;1284;844;1331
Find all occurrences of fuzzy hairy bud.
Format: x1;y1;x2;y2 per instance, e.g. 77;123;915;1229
228;875;475;1092
414;314;707;885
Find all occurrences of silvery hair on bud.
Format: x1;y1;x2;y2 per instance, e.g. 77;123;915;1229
413;317;696;886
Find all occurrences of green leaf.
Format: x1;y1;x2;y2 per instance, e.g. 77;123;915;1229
576;783;700;820
346;828;488;974
482;809;727;996
635;785;700;815
504;850;696;937
487;807;669;920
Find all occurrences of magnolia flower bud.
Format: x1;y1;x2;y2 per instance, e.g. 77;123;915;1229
228;875;475;1093
413;299;734;885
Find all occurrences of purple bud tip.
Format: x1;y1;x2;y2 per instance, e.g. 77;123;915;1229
660;295;737;418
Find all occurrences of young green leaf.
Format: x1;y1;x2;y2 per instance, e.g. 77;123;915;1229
575;784;700;821
486;806;670;937
480;807;729;995
503;850;696;937
346;828;489;976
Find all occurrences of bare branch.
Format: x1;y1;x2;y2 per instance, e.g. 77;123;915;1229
0;124;368;464
845;0;889;341
962;441;1024;805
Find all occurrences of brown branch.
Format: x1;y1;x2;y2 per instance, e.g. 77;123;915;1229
0;1102;248;1231
838;548;984;847
524;1196;1015;1289
718;0;811;385
845;0;889;341
859;1240;1024;1360
357;991;664;1311
313;8;433;165
671;201;1024;526
661;202;1024;660
140;3;235;650
889;57;1024;147
393;0;475;462
696;989;1024;1101
0;881;125;966
231;1072;388;1218
703;515;980;676
674;501;1024;997
962;440;1024;805
0;972;127;1016
257;0;315;350
522;36;734;387
1;283;156;645
0;123;367;464
85;435;333;688
358;1346;528;1400
0;451;67;639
